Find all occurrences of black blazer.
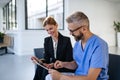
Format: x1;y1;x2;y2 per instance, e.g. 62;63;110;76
44;32;74;72
33;33;74;80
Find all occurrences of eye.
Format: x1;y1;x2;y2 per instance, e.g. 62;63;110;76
49;28;52;30
49;28;53;31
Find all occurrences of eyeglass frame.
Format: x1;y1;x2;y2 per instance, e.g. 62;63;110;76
68;26;83;33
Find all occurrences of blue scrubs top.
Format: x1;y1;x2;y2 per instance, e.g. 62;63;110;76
73;35;109;80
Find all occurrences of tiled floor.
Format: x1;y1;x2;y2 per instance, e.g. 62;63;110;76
0;54;35;80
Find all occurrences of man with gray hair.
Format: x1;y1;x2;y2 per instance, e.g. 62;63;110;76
45;11;109;80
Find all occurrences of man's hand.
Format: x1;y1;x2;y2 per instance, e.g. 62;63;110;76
48;69;62;80
54;60;63;69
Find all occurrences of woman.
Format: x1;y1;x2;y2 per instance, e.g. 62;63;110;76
32;16;74;80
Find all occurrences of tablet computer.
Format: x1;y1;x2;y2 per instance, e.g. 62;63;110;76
31;57;48;70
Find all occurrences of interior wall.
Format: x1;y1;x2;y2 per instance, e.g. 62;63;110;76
65;0;120;47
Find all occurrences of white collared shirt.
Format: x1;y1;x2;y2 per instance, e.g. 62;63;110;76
52;39;58;59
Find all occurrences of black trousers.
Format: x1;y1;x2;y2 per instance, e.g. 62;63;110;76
33;65;48;80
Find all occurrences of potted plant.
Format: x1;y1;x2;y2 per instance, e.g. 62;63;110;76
0;32;4;43
113;21;120;47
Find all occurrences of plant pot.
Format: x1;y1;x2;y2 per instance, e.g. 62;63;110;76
117;32;120;47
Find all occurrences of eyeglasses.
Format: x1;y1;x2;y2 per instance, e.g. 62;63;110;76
68;26;83;33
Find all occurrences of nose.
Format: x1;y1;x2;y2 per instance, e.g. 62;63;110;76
47;30;51;34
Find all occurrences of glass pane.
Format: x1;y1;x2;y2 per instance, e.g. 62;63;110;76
48;0;64;29
27;0;46;29
12;0;17;30
3;7;6;30
3;0;17;30
9;2;12;30
6;5;9;30
26;0;64;30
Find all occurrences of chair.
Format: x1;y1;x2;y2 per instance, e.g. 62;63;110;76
34;48;44;69
0;35;14;55
108;54;120;80
34;48;44;59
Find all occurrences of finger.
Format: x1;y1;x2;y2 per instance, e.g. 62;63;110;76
56;62;62;67
48;69;53;73
54;60;60;65
54;61;60;68
31;56;38;61
31;56;35;60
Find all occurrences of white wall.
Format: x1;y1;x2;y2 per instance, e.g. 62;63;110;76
0;7;2;31
65;0;120;47
2;0;120;56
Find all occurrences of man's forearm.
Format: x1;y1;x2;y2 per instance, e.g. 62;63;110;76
63;61;77;70
60;75;82;80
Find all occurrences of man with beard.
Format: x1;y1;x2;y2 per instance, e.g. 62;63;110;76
45;11;109;80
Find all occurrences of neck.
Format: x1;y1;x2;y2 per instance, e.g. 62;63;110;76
52;32;58;42
81;32;93;49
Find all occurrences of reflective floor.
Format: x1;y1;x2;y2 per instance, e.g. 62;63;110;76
0;54;35;80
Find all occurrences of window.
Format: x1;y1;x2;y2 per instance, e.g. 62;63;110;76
3;0;17;30
26;0;64;30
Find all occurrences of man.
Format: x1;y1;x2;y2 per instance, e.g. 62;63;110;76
45;11;109;80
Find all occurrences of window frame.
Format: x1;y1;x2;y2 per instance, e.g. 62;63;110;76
25;0;65;30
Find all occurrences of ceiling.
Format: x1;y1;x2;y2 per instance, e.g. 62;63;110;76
105;0;120;3
0;0;120;7
0;0;10;7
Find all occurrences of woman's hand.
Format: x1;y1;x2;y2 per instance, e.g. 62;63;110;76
43;63;54;69
31;56;43;64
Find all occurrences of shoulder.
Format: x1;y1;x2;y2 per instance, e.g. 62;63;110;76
92;35;108;48
44;36;51;42
60;35;71;43
95;35;107;44
59;33;70;41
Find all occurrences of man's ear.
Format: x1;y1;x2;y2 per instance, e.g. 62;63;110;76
82;27;86;31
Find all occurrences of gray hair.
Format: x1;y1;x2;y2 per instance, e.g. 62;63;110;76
66;11;89;28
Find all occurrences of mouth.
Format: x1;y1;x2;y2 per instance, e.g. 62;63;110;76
49;32;54;36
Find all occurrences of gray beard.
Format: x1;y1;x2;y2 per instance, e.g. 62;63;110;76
73;33;83;41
